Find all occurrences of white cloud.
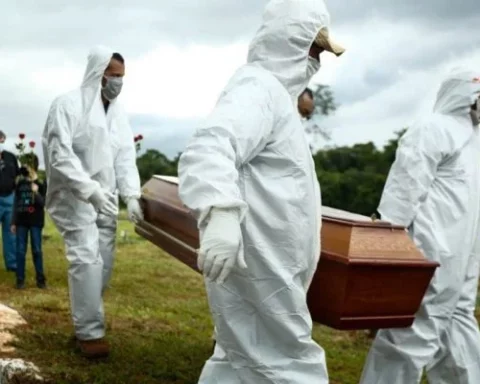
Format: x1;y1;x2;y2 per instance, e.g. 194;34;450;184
1;0;479;168
318;49;480;149
124;42;249;118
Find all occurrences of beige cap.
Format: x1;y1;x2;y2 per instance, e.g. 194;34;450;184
314;27;346;57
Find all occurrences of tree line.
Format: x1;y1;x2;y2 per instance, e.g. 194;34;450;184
135;128;406;217
135;84;405;216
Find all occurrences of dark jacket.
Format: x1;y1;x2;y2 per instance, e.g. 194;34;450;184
12;177;47;228
0;151;19;196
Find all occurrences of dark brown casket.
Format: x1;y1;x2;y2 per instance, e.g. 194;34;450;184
135;175;439;330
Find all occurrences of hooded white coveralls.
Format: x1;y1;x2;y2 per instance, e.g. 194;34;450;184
178;0;332;382
360;68;480;384
42;46;141;340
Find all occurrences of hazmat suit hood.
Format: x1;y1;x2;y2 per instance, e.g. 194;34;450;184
80;45;116;116
247;0;330;99
433;68;480;118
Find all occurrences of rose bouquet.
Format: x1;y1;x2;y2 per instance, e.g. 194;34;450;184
134;134;144;155
15;133;38;199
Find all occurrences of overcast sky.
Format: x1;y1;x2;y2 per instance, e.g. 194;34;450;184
1;0;480;164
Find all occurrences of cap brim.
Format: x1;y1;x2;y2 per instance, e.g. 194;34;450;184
327;41;346;57
315;28;346;57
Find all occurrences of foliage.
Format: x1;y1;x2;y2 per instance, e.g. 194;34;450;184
304;84;338;145
136;149;178;185
15;132;37;170
312;84;337;116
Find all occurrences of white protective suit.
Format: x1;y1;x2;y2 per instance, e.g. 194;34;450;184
178;0;332;382
360;68;480;384
42;46;141;341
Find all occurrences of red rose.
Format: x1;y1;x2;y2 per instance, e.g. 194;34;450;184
27;206;35;213
19;133;25;139
29;141;35;148
134;137;138;142
138;134;143;140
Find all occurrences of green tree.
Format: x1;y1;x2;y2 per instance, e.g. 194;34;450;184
136;149;177;185
312;84;337;116
314;128;408;215
306;84;337;144
134;127;409;217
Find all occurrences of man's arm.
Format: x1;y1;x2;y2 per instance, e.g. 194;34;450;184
178;77;275;228
378;123;446;227
113;113;141;204
44;100;100;202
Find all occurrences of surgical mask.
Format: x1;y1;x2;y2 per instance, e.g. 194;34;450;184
0;142;5;152
102;76;123;101
296;57;321;100
306;57;321;81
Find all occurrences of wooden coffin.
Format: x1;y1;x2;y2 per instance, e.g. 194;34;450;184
135;175;439;330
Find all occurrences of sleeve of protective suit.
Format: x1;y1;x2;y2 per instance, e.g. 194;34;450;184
44;100;101;202
113;111;141;203
378;123;447;227
178;77;275;228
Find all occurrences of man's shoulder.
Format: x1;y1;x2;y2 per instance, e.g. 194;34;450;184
406;113;472;153
49;89;81;115
2;150;17;161
220;65;282;107
232;65;283;91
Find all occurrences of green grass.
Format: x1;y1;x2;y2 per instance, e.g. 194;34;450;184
0;214;444;383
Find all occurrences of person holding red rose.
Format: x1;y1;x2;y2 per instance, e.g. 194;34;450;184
11;153;47;290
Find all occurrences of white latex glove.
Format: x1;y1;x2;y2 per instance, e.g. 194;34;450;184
198;207;247;284
127;198;144;223
89;189;118;217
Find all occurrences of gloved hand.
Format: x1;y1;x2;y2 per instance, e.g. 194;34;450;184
127;198;144;223
89;189;118;217
198;207;247;284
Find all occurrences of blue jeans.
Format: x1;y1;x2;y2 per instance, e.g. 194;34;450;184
0;193;16;270
16;226;45;284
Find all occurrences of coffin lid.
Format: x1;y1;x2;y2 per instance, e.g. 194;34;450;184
152;175;404;230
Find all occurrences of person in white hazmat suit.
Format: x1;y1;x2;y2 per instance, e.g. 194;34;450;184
360;68;480;384
42;46;143;359
178;0;345;382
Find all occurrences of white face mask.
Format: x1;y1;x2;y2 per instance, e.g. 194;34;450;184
296;57;321;101
306;56;321;81
0;142;5;152
102;76;123;101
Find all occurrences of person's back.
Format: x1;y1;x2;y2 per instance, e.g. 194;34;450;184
360;68;480;384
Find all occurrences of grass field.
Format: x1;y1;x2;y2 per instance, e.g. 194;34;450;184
0;214;440;383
